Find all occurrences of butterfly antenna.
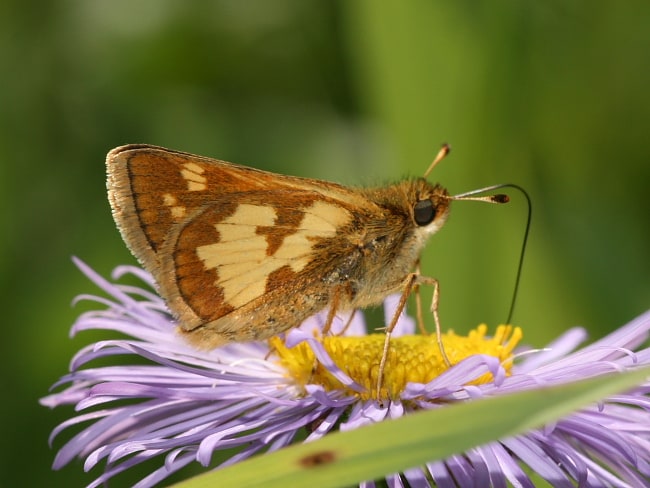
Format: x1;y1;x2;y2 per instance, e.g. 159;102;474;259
451;183;532;325
423;143;451;179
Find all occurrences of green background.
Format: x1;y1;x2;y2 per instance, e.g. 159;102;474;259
2;1;648;486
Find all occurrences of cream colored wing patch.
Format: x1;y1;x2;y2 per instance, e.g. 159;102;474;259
181;162;208;191
196;201;351;309
162;193;187;219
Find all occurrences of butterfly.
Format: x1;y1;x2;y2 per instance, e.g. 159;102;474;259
106;144;508;375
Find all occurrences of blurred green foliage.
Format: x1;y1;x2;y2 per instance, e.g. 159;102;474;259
1;1;648;486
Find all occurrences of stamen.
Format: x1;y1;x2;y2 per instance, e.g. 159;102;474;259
271;325;522;401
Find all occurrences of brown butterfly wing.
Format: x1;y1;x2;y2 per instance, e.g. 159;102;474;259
107;145;373;346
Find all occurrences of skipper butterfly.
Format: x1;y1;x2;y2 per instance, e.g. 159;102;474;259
106;144;508;378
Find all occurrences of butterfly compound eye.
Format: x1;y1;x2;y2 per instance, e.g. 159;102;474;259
413;200;436;226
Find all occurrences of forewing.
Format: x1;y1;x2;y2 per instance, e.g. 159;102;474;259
107;145;370;340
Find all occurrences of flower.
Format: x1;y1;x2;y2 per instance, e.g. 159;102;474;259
42;259;650;487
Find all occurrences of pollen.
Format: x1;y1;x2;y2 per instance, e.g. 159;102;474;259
271;325;522;401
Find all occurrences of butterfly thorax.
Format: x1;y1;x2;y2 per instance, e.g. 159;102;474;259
334;178;450;309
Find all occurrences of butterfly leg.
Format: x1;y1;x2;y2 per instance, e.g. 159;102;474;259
336;309;357;336
308;285;346;383
418;275;451;368
376;273;418;399
322;286;342;336
376;274;451;399
413;260;428;335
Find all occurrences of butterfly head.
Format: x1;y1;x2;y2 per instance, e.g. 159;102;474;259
408;180;451;238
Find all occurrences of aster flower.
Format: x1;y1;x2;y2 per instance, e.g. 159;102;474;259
42;259;650;487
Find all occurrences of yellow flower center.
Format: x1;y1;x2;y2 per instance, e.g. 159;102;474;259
270;325;522;401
